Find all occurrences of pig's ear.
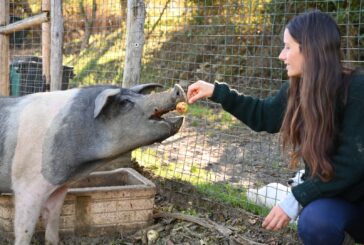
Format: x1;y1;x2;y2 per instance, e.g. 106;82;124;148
94;88;121;118
130;83;163;94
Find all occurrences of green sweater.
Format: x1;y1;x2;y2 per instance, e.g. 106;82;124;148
209;72;364;207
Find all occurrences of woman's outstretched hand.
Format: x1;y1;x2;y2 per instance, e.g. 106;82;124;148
187;80;215;104
262;205;291;231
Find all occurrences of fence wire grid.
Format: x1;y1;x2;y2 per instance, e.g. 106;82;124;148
5;0;364;244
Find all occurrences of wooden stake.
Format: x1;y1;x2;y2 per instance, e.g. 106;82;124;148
123;0;146;88
42;0;51;89
0;0;10;96
50;0;64;91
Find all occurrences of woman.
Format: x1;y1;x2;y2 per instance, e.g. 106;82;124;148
187;10;364;245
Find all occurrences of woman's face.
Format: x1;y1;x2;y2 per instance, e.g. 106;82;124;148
279;29;304;77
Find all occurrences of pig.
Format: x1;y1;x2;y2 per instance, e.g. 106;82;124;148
0;83;186;245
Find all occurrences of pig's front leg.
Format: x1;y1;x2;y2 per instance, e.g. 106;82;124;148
13;177;55;245
42;186;68;245
14;195;43;245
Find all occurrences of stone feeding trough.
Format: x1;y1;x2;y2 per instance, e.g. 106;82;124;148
0;168;156;238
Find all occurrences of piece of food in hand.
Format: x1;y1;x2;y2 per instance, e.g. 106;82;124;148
176;102;188;114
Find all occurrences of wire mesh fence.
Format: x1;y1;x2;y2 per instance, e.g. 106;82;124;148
4;0;364;243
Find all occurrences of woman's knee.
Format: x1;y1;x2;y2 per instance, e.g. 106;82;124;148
298;199;346;245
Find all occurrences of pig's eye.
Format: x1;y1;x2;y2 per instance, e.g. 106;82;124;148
120;99;132;105
119;99;134;111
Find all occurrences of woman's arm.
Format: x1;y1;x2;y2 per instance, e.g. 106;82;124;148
209;81;289;133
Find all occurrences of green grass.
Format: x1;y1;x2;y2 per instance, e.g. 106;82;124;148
188;103;213;118
64;30;125;87
197;182;272;218
132;148;215;185
187;103;247;135
132;147;271;218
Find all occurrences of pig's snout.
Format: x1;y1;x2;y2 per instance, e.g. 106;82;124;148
172;84;187;103
148;84;187;120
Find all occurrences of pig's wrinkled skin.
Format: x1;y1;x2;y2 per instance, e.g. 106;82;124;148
0;83;185;245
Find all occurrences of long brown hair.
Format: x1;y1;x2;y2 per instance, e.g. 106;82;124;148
280;10;349;181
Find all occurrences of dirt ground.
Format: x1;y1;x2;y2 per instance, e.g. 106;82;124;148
0;190;300;245
150;110;297;189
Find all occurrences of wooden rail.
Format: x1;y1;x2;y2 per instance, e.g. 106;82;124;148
0;12;49;35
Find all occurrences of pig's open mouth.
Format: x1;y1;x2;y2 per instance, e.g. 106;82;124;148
150;108;170;121
149;107;184;132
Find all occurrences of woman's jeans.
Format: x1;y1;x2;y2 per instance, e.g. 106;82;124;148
298;198;364;245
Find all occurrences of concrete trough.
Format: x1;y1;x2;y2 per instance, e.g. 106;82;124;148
0;168;156;238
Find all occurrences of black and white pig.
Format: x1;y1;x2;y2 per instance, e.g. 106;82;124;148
0;83;186;245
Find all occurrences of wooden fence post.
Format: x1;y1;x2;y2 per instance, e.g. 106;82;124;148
0;0;10;96
123;0;146;88
50;0;64;91
42;0;51;90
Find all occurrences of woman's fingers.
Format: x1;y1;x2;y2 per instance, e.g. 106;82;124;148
187;83;201;103
187;80;214;104
262;211;274;228
262;206;291;231
187;88;200;104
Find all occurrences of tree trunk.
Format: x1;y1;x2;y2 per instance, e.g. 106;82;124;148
79;0;97;51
